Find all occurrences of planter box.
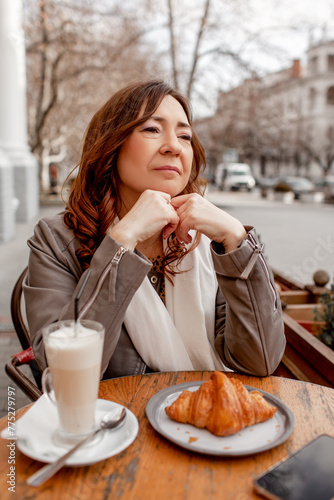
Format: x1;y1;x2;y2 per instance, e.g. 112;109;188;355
272;267;326;305
271;266;334;387
274;313;334;388
279;290;314;305
297;320;325;335
284;304;323;321
272;267;306;291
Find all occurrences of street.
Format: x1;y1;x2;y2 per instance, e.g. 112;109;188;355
206;187;334;287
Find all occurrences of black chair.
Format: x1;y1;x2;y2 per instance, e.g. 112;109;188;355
5;267;42;401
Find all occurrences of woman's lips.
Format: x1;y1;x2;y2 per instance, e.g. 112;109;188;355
154;166;180;173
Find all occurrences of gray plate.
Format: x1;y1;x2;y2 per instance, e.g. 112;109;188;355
146;381;294;456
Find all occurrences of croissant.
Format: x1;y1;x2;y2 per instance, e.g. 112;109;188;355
165;371;277;437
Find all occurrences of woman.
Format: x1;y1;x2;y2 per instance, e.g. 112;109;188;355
24;80;285;379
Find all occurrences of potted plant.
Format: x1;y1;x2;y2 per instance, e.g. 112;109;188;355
273;182;294;202
313;283;334;351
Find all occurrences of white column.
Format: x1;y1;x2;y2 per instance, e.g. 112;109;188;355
0;0;38;223
0;146;15;242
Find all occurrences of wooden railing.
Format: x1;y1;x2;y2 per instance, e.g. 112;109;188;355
272;267;334;388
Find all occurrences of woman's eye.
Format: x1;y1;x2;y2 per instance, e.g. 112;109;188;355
144;127;160;133
180;134;192;142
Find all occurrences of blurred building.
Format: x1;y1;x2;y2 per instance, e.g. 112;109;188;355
0;0;38;242
200;40;334;180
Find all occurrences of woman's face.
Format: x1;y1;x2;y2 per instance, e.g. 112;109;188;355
116;95;194;207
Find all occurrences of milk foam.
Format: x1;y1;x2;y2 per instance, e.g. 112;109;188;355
45;325;103;369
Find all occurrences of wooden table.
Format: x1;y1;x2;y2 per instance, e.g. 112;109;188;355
1;371;334;499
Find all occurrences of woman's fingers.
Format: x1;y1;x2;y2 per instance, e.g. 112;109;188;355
171;194;200;243
163;222;177;240
112;190;245;251
171;193;246;251
175;227;193;244
109;190;179;248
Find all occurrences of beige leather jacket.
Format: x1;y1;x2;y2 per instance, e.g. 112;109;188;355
24;212;285;379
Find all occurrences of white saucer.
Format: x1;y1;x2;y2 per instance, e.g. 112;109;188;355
17;399;138;466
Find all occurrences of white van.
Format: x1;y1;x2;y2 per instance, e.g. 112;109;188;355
215;163;256;191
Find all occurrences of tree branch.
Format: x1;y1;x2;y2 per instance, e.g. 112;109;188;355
186;0;211;99
167;0;179;90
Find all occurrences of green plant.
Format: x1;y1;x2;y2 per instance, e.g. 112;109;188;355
314;282;334;350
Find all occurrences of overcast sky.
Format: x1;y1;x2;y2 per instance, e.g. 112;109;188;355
249;0;334;67
194;0;334;115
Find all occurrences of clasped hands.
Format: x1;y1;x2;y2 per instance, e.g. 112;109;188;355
109;190;246;254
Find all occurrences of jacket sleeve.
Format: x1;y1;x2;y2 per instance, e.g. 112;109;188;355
24;218;151;375
212;227;286;376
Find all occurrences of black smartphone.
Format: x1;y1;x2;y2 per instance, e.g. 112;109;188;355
253;434;334;500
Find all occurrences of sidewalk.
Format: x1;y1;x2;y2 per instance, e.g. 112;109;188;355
0;200;64;419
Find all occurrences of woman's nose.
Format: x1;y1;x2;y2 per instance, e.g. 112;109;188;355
160;134;182;156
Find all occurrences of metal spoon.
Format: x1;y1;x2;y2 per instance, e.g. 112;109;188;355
27;407;127;487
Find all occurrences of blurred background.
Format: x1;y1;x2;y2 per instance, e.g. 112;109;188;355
3;0;334;194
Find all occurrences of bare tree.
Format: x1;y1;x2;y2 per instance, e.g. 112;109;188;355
24;0;161;191
186;0;210;99
24;0;325;191
167;0;179;90
298;136;334;177
161;0;297;115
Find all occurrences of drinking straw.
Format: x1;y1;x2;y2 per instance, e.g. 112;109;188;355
74;269;92;331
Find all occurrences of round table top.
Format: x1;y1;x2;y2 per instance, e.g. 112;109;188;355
1;371;334;499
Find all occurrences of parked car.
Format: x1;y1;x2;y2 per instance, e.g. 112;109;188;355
273;176;314;199
314;177;334;202
215;163;256;191
258;176;279;189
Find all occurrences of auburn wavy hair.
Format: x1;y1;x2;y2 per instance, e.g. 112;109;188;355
64;80;206;275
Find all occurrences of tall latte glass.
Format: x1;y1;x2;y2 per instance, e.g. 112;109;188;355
42;320;105;446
